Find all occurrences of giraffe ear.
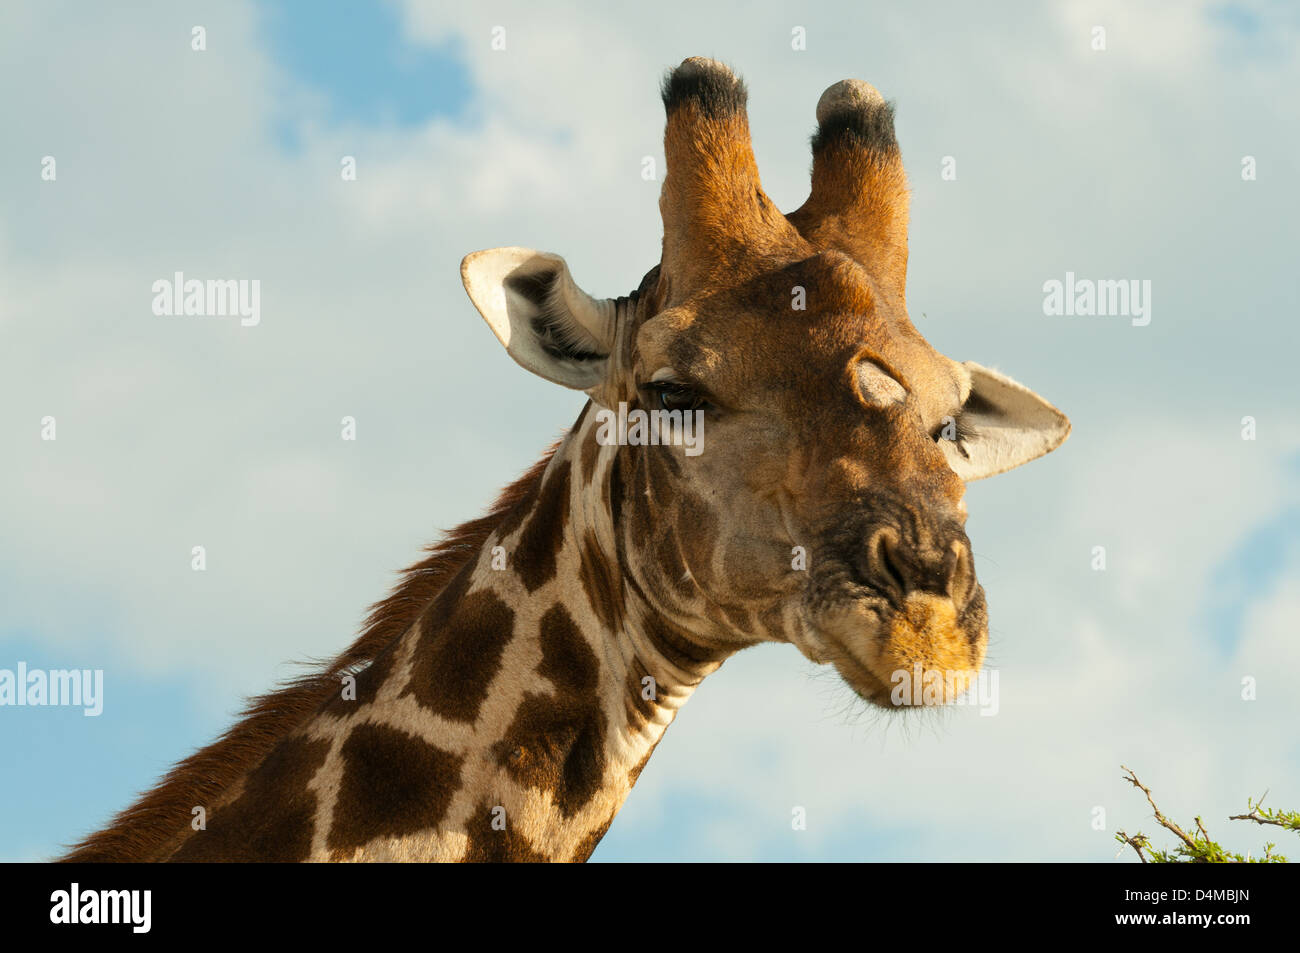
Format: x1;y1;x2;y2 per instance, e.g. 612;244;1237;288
939;362;1071;481
461;247;616;391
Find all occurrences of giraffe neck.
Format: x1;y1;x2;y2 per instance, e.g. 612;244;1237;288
166;405;722;862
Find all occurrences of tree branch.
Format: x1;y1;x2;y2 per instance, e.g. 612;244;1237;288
1121;765;1197;852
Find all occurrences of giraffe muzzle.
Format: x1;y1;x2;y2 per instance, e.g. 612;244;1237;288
810;523;988;707
816;583;988;708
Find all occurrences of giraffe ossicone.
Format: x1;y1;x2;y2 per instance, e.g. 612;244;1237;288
64;57;1068;863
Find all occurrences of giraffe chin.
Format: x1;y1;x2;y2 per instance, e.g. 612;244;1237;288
817;591;987;708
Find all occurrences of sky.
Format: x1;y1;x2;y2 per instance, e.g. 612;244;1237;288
1;0;1297;862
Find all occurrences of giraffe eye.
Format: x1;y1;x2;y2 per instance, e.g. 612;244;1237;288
644;381;710;413
932;413;975;454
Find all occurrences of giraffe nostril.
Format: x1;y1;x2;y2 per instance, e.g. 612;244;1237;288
863;528;976;609
865;528;909;598
881;542;909;593
946;539;976;610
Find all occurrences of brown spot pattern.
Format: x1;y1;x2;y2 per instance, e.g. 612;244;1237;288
403;587;514;723
515;464;571;592
461;801;548;863
626;453;652;554
578;529;623;633
578;408;602;487
322;642;399;714
326;723;463;853
608;450;626;534
494;604;607;818
168;735;329;862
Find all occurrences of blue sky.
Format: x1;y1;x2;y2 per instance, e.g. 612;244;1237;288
261;0;470;143
2;0;1298;862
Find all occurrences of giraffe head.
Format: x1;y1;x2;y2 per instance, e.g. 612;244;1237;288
462;58;1069;708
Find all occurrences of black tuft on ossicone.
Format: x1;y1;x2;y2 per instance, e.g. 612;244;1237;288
811;101;898;156
661;59;748;119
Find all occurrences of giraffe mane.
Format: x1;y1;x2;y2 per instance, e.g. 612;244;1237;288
59;443;560;862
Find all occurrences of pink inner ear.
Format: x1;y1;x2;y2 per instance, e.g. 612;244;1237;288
938;362;1072;482
855;360;907;407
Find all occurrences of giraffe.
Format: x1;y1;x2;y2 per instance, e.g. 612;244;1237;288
62;58;1069;863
